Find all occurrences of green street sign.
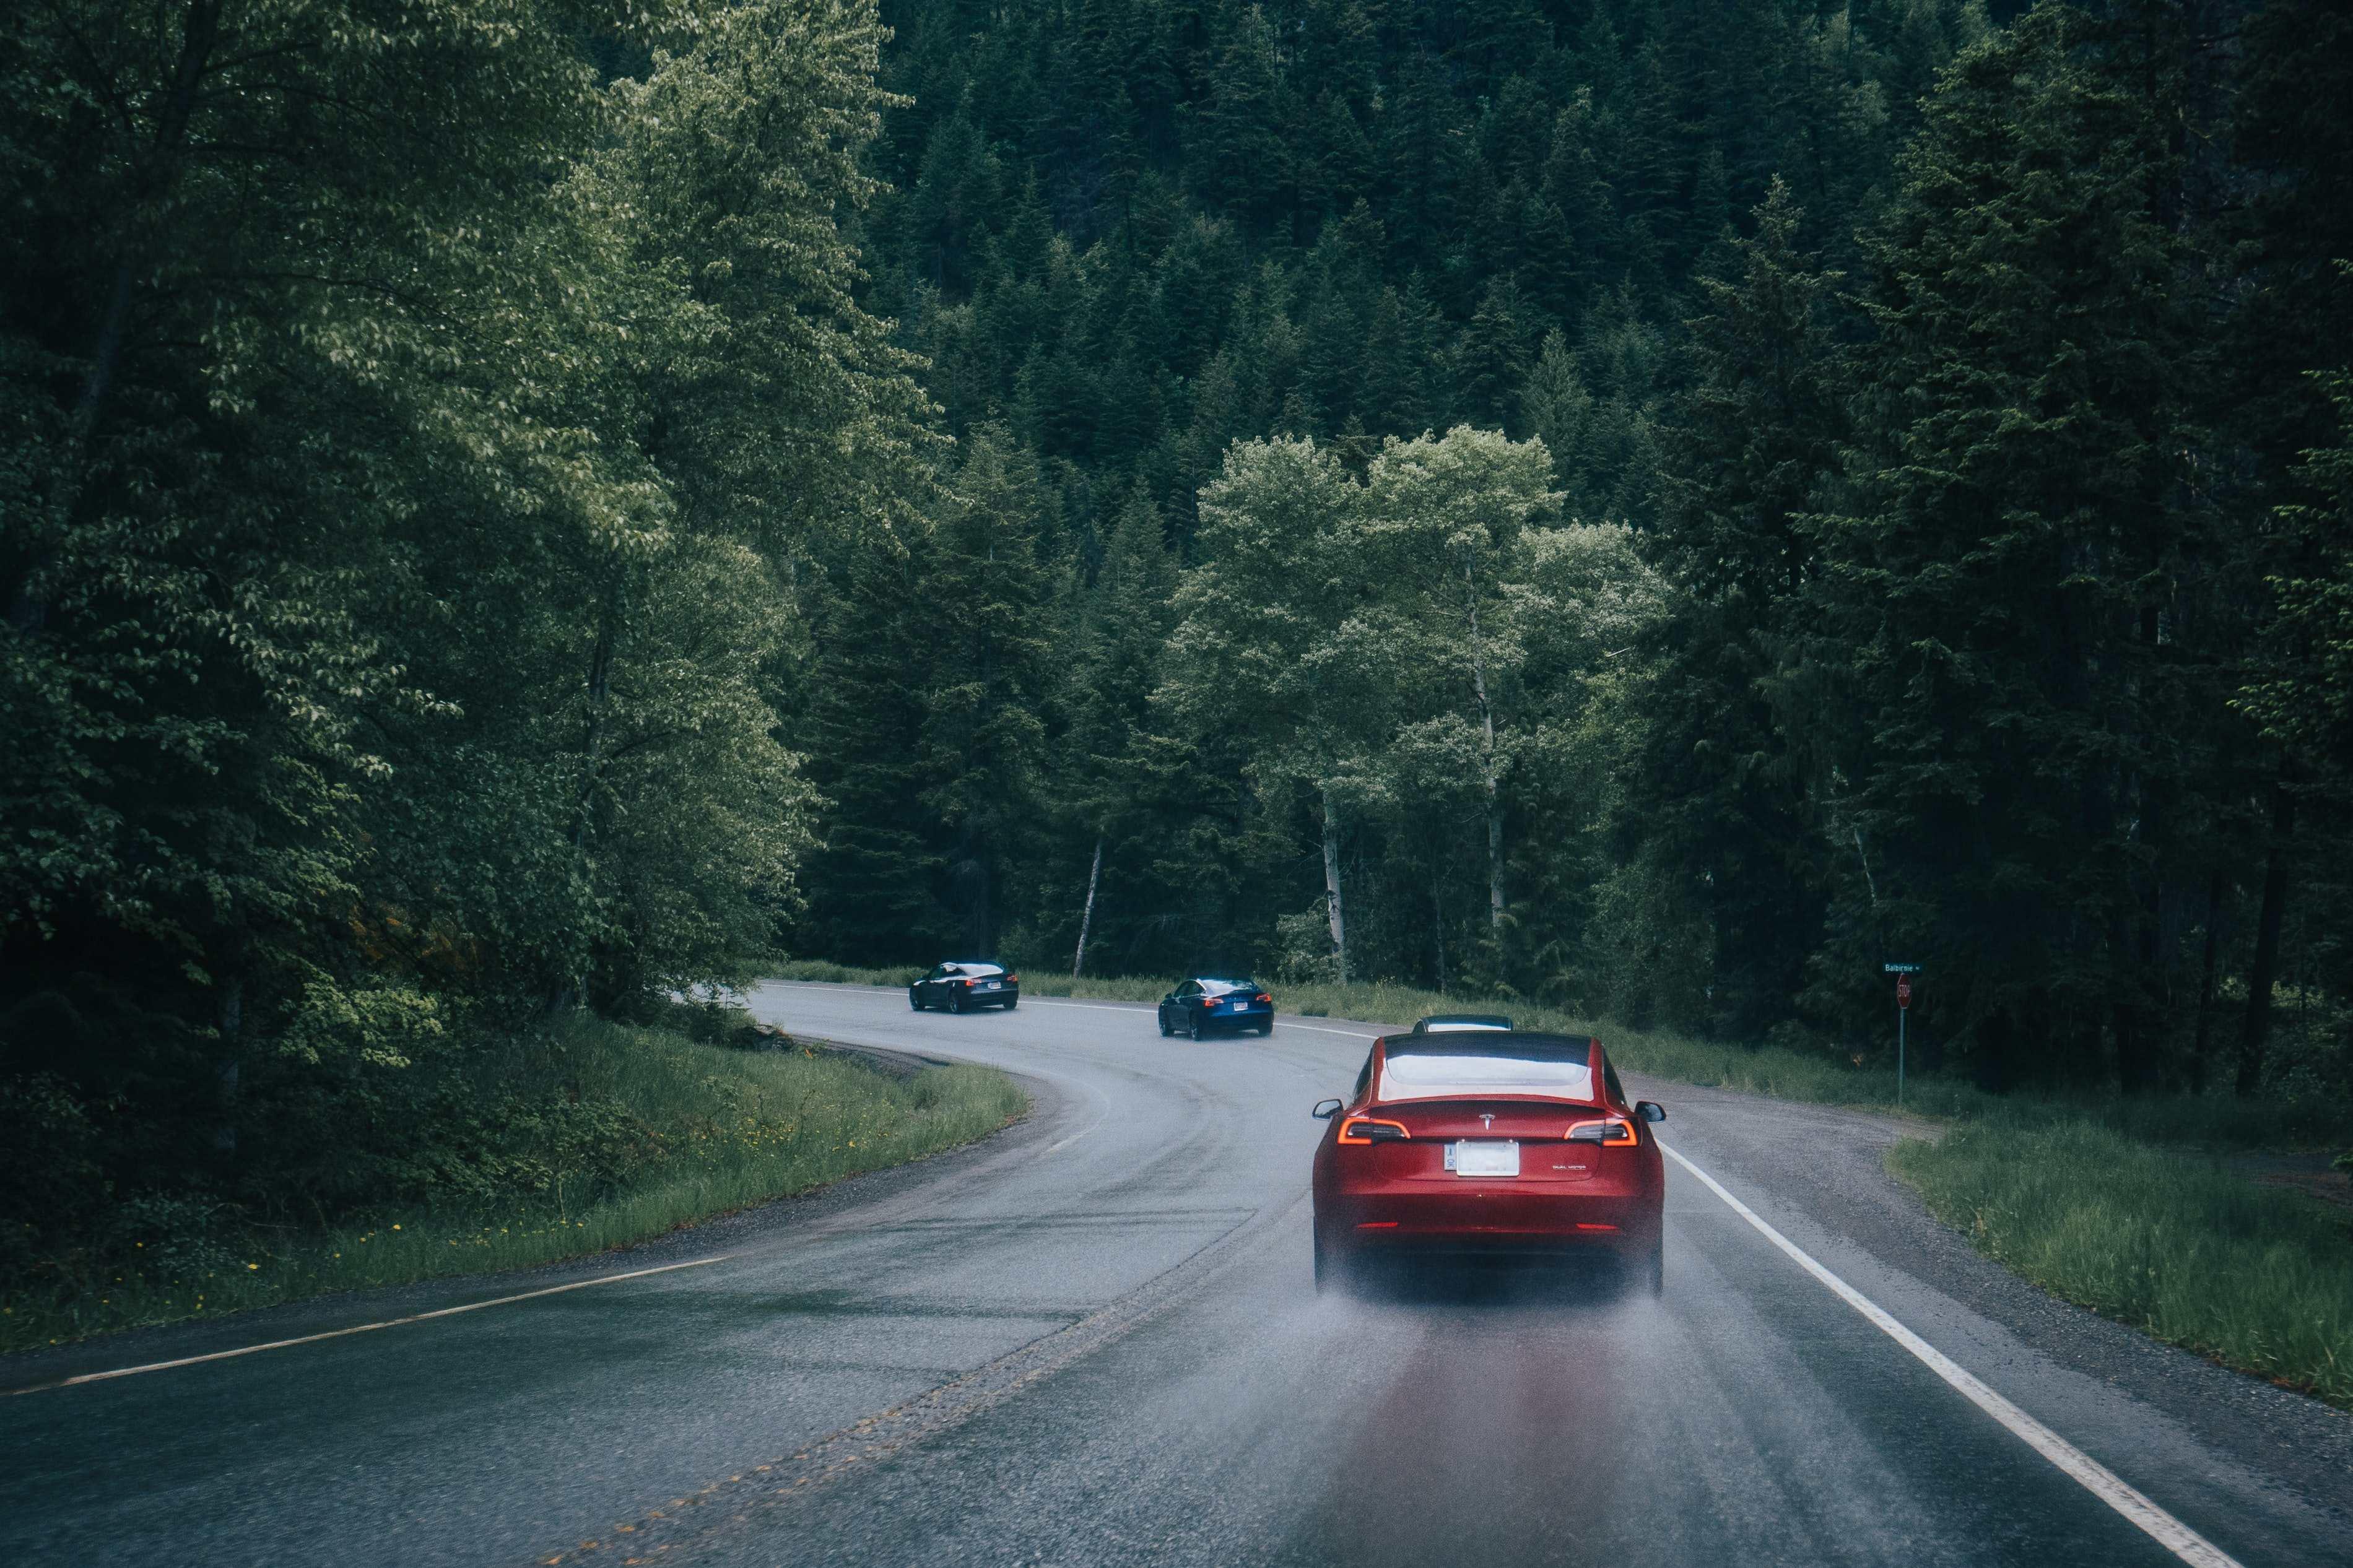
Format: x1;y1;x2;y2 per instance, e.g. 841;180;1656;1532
1883;962;1921;972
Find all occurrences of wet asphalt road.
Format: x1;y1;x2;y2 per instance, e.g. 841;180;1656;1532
4;981;2349;1567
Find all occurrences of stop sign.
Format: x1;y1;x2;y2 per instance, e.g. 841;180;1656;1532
1897;976;1913;1010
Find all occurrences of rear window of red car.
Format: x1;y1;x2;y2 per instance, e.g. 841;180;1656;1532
1378;1034;1596;1103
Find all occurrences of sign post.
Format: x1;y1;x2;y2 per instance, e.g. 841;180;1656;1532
1883;963;1920;1107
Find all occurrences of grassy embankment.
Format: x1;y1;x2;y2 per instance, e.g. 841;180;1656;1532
1;1016;1025;1354
775;959;2353;1406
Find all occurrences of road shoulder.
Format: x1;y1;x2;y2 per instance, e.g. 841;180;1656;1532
1638;1073;2353;1548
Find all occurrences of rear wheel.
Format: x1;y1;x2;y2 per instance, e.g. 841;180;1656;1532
909;989;923;1011
1255;1018;1273;1036
1640;1237;1664;1298
1157;1008;1173;1037
1187;1013;1203;1041
1002;997;1017;1011
949;990;965;1015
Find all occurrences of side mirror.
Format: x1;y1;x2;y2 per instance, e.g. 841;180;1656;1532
1636;1101;1666;1124
1311;1098;1344;1120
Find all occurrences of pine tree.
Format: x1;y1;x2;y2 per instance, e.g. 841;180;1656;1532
1055;481;1180;972
800;532;950;960
2221;3;2353;1079
1630;178;1843;1036
1186;4;1293;232
1458;277;1538;427
906;91;1005;293
917;428;1056;955
1536;90;1624;316
1802;6;2205;1087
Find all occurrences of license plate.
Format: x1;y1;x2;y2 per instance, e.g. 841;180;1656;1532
1446;1141;1520;1177
980;981;999;990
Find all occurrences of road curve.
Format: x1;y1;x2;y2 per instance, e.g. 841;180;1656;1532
2;982;2347;1567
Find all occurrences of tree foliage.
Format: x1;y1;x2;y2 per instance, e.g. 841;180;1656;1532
1;0;931;1230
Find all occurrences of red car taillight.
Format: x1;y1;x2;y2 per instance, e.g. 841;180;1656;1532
1254;992;1271;1004
1005;973;1020;985
1567;1118;1637;1146
1338;1117;1411;1145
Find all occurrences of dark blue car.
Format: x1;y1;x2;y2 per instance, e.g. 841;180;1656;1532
1157;977;1274;1039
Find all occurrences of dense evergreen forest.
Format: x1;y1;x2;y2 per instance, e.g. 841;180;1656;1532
806;0;2353;1092
3;0;2351;1254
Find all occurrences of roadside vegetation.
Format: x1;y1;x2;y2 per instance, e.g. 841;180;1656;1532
0;1010;1024;1354
1892;1127;2352;1408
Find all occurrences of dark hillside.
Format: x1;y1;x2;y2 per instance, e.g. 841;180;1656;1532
783;0;2347;1115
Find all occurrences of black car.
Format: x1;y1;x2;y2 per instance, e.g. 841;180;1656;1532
1157;977;1274;1039
910;961;1020;1013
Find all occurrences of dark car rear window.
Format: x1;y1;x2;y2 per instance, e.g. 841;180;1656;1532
1200;978;1257;994
955;963;1005;977
1379;1034;1596;1103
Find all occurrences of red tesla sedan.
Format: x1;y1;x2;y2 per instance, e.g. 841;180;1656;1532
1310;1029;1667;1294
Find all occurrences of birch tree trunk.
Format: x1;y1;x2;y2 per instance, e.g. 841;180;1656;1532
2237;782;2295;1096
1072;834;1104;979
1466;559;1504;933
1322;786;1349;985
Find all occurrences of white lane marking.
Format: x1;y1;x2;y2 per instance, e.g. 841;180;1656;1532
1041;1114;1103;1156
1273;1021;1380;1038
1659;1143;2242;1568
1040;1073;1113;1156
9;1254;735;1395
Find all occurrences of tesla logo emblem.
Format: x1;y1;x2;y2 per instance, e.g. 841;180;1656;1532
1479;1114;1495;1128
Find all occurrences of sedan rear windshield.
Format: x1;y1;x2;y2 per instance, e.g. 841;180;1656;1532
1378;1034;1594;1102
1201;979;1258;994
954;963;1005;977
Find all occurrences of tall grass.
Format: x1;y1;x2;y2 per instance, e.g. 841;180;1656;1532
1;1018;1025;1353
1892;1125;2353;1407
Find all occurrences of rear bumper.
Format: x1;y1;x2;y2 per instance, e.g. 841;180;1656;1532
1197;1006;1269;1031
1319;1188;1659;1255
